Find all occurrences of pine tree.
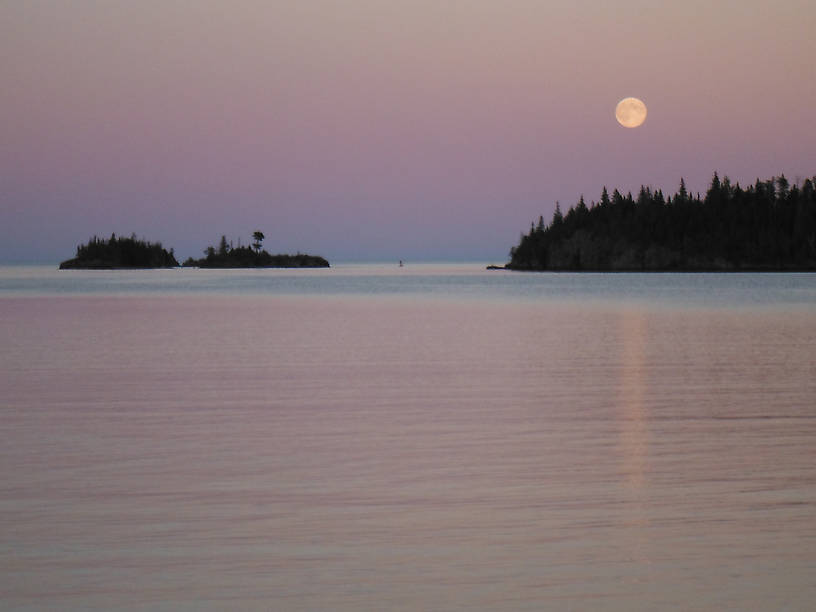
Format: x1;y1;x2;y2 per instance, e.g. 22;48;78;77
252;231;265;253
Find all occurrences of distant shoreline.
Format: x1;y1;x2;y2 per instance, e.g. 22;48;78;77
506;173;816;272
59;233;330;270
490;265;816;273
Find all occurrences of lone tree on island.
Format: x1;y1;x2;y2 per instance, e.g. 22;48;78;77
252;231;265;253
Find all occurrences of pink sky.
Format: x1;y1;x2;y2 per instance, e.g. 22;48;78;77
2;0;815;262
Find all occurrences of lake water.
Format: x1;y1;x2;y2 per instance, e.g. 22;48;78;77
2;264;816;610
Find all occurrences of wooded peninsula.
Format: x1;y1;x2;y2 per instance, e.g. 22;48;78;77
59;232;329;269
507;173;816;271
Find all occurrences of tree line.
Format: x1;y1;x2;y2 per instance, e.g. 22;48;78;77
59;233;178;269
59;231;329;269
507;173;816;271
182;232;329;268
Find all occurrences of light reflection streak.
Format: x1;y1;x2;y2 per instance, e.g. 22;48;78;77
617;308;652;572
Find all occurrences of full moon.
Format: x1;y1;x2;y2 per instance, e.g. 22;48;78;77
615;97;647;128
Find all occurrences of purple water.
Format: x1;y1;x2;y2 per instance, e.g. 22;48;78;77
2;268;816;610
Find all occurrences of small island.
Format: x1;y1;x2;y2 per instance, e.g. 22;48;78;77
59;234;179;269
182;232;330;268
507;173;816;271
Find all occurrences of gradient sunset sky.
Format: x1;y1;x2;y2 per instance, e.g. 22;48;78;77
2;1;815;263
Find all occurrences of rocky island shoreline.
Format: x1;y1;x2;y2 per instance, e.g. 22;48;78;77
59;232;329;269
59;234;179;269
181;234;329;268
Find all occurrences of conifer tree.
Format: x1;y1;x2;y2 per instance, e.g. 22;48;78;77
252;231;265;253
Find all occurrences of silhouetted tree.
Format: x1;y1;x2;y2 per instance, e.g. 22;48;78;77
600;186;610;208
552;202;563;225
678;178;688;202
252;231;265;253
218;235;230;257
776;174;789;200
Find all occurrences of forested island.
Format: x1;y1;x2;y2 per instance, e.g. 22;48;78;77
59;234;179;269
181;233;330;268
60;231;329;269
506;173;816;271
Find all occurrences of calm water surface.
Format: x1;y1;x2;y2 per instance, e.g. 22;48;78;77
2;265;816;610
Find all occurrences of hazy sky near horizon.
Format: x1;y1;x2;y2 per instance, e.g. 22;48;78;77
2;1;815;263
